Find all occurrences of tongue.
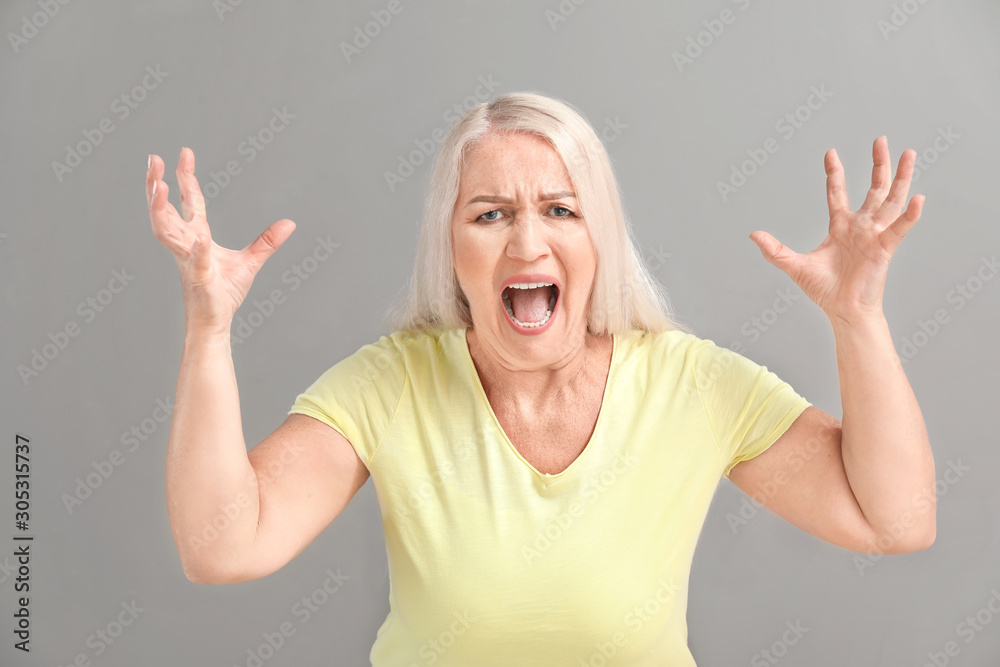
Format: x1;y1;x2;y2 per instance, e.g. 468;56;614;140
509;285;552;323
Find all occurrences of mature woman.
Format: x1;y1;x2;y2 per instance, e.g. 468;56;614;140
147;92;936;666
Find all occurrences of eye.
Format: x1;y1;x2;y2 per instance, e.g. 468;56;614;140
476;209;503;223
550;205;576;218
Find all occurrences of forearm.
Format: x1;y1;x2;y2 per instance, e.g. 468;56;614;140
165;327;261;582
831;311;936;549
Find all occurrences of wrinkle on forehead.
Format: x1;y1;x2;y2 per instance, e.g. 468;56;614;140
458;132;574;203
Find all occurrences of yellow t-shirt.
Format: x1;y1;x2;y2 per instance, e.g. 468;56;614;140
287;326;812;666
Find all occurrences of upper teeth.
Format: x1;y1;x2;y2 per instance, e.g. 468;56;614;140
507;282;553;289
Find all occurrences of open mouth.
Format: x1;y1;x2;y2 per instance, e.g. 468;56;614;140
501;282;558;329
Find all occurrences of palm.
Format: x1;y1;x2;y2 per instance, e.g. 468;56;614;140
749;136;925;323
146;147;295;328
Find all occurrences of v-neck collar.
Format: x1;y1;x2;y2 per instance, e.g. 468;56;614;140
457;327;620;485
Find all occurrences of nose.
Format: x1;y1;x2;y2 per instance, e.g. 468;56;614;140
505;211;550;263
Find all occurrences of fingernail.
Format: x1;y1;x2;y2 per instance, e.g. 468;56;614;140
147;154;151;170
152;180;158;197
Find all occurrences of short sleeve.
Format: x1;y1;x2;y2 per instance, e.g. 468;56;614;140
287;334;407;466
692;338;812;478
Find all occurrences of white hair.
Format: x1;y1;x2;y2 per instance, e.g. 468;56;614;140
383;91;693;337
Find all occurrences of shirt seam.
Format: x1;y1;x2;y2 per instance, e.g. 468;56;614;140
693;352;727;473
725;397;811;477
365;334;413;467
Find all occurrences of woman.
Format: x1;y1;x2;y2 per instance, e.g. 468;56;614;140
147;92;936;665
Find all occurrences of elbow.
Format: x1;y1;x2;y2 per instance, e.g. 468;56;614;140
909;522;937;553
182;560;219;585
856;517;936;555
869;523;936;555
181;557;235;585
902;516;937;553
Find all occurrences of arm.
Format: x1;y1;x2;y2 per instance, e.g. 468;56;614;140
831;311;935;550
165;329;259;583
167;329;370;584
733;136;936;553
149;148;367;583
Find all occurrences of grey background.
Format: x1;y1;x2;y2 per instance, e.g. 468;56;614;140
2;0;998;665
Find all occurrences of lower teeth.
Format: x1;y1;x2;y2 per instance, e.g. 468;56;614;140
501;290;557;329
509;308;552;328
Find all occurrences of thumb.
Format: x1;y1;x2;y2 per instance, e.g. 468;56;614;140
749;230;799;275
245;219;296;268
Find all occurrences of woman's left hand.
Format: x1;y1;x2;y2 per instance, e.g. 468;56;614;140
748;136;925;325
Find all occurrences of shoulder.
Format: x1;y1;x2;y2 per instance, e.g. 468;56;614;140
350;327;454;359
344;327;466;380
618;326;716;363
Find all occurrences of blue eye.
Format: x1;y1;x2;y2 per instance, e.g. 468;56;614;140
551;206;574;217
477;209;502;223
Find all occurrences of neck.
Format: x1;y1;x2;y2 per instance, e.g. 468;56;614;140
465;326;612;410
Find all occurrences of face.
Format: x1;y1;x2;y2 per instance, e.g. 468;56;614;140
451;131;597;365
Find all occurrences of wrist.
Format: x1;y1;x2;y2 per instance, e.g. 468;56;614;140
183;321;233;350
827;308;889;338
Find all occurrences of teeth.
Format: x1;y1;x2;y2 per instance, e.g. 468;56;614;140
507;282;554;289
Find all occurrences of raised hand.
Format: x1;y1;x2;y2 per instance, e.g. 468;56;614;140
146;147;296;335
748;136;925;325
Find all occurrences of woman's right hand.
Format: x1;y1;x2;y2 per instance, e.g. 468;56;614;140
146;147;296;335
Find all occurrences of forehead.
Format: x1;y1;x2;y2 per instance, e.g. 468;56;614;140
458;132;572;194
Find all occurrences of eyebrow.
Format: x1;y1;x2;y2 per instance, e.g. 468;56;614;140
464;191;576;206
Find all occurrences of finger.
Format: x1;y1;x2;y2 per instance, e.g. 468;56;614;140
825;148;850;219
175;147;208;224
860;136;891;214
875;149;915;224
148;179;191;254
243;219;297;269
749;230;802;277
879;195;923;256
146;153;161;208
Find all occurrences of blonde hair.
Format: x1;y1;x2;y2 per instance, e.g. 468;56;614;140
382;91;693;337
